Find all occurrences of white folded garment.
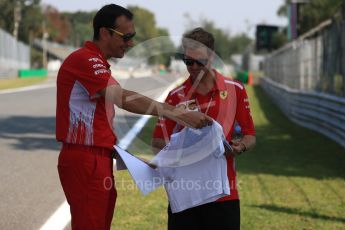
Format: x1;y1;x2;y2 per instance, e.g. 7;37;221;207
151;121;230;213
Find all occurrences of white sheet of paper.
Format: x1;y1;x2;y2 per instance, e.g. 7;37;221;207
114;145;163;195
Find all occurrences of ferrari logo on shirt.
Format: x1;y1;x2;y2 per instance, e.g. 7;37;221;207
220;91;228;99
176;100;199;111
176;103;187;110
187;99;198;111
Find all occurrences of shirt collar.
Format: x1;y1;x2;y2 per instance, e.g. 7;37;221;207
84;41;110;68
183;69;227;95
214;69;227;91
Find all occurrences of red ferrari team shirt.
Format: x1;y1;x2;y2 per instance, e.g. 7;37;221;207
56;41;119;149
153;70;255;201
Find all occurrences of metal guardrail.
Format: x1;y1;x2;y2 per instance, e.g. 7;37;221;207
261;77;345;148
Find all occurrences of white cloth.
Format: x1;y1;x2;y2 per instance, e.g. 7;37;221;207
151;121;230;213
151;121;225;167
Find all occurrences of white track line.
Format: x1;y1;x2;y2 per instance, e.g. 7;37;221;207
0;83;55;95
117;78;183;150
39;202;70;230
39;77;183;230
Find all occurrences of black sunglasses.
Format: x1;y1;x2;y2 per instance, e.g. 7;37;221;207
182;58;208;67
107;28;136;42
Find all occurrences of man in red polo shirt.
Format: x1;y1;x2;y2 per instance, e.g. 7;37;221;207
152;27;256;229
56;5;212;230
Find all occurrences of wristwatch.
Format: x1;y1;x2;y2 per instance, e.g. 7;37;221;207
239;142;247;153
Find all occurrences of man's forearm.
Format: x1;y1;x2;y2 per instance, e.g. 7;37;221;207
100;85;212;129
121;89;163;116
100;85;164;115
121;89;204;128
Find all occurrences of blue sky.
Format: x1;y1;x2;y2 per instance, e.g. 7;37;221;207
41;0;287;43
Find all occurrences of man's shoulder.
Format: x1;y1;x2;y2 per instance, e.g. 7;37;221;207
169;84;186;97
214;70;244;91
164;83;187;105
62;47;105;70
68;47;102;62
223;78;244;91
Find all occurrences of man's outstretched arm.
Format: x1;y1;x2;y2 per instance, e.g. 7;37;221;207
99;84;213;129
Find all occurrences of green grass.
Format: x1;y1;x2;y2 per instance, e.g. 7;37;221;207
0;77;47;90
112;86;345;230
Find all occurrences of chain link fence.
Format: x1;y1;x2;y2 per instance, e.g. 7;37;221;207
264;14;345;97
0;28;30;78
262;7;345;148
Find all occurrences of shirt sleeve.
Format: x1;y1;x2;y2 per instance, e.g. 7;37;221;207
235;84;256;136
69;54;119;97
152;94;178;142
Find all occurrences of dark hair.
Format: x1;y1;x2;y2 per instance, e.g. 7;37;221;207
93;4;133;40
182;27;215;51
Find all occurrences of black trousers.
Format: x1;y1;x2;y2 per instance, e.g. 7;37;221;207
168;200;240;230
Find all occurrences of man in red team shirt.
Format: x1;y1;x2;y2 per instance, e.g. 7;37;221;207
152;27;256;229
56;5;212;230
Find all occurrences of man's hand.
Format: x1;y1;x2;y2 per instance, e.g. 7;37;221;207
224;140;245;157
225;135;255;157
166;107;213;129
231;140;246;156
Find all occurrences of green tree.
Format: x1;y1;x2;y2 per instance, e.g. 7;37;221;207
127;6;175;66
201;19;232;61
277;0;343;35
128;6;159;43
63;10;96;47
0;0;43;43
183;17;252;62
43;5;71;44
228;33;253;55
300;0;343;32
272;30;288;50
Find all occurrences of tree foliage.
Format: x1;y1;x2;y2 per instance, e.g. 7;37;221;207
277;0;343;35
228;33;253;55
183;17;252;62
0;0;43;43
63;10;96;47
127;6;175;66
43;5;71;44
